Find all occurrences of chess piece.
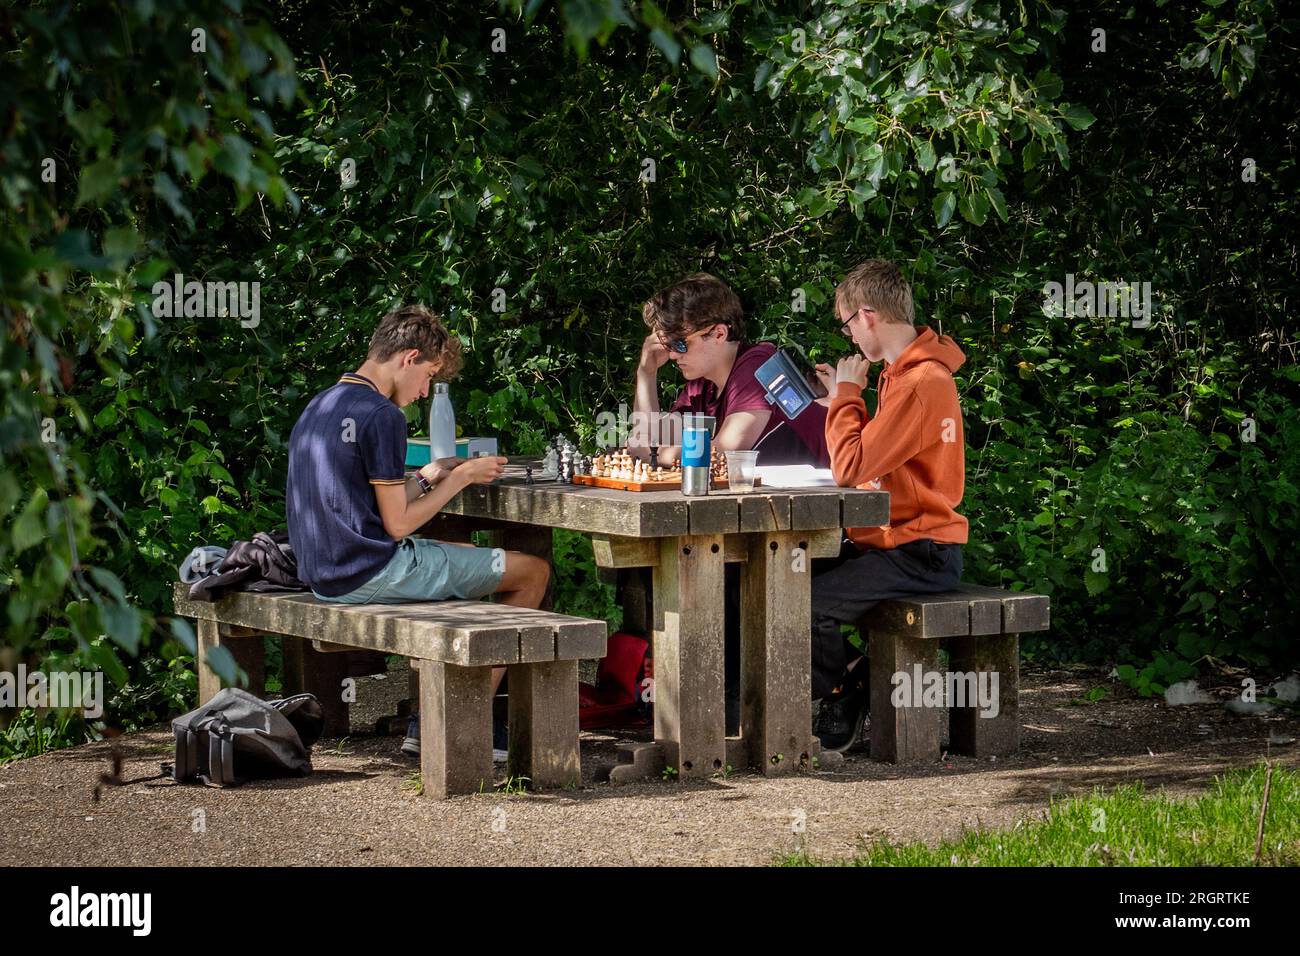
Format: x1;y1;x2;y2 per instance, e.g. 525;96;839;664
649;446;659;470
525;465;534;485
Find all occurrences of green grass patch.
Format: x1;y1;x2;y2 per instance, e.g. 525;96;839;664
778;764;1299;867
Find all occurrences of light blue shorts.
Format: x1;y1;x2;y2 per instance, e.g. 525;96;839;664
313;537;505;605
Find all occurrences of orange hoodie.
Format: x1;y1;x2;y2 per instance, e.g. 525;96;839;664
826;326;969;550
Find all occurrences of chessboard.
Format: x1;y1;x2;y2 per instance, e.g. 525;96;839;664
570;449;759;492
572;472;751;492
534;441;760;492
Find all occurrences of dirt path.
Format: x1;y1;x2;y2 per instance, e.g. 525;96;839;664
2;663;1296;866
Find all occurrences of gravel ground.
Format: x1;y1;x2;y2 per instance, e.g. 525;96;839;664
2;661;1296;866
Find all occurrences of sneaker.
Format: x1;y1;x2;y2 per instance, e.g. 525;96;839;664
403;714;509;762
492;717;508;763
814;684;867;753
400;715;420;757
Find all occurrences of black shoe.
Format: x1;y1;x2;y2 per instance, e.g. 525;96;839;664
400;714;420;757
814;685;866;753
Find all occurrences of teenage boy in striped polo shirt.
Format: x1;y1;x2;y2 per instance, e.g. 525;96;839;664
286;304;549;759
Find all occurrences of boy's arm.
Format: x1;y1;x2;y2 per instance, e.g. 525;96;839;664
630;333;684;462
633;345;663;417
375;471;469;539
400;457;464;503
632;332;668;444
826;382;926;488
374;456;506;539
713;408;771;451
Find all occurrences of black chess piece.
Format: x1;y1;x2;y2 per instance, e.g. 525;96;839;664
649;446;659;470
525;465;534;485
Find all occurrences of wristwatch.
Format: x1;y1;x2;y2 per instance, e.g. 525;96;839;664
415;471;433;496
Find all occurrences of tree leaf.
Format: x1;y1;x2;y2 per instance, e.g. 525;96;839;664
915;140;936;172
933;190;956;228
1061;103;1096;130
689;44;718;79
202;644;241;687
76;158;120;206
13;489;48;553
958;189;989;226
650;28;681;66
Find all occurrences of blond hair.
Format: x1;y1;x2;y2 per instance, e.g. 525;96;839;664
835;259;914;325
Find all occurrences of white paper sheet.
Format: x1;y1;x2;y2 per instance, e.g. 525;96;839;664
754;465;838;488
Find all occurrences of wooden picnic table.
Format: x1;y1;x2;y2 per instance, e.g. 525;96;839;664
415;457;889;781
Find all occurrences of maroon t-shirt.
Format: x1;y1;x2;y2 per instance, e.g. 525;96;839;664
668;342;829;467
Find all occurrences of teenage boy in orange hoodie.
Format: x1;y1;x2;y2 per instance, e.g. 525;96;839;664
810;260;968;752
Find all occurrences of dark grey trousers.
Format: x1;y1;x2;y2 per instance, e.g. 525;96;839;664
810;538;963;700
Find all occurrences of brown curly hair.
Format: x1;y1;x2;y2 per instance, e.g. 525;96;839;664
367;304;464;378
642;273;746;342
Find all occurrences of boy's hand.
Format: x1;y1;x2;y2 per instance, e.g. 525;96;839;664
420;457;464;484
638;332;672;374
455;455;507;485
813;363;836;396
835;355;871;390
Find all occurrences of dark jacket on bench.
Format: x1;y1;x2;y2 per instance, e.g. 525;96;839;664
186;530;307;602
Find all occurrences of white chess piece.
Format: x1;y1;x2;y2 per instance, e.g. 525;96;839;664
541;447;558;479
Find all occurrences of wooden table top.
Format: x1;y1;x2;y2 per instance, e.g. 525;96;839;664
428;457;890;538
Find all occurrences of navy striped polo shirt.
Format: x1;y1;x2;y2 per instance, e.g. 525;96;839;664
286;372;408;596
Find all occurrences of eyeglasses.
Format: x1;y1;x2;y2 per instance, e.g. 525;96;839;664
662;324;716;353
838;307;875;335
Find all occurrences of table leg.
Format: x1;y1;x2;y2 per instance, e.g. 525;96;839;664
652;534;726;779
739;531;816;775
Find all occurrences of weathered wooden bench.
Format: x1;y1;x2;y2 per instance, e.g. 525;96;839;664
862;584;1050;764
172;582;606;797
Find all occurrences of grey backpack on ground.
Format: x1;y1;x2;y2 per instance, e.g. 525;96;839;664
172;687;324;787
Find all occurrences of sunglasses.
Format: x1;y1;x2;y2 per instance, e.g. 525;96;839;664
662;324;717;353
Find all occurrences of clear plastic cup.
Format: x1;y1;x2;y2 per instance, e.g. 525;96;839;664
724;450;758;494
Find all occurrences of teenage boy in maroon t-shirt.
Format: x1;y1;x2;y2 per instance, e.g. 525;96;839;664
627;273;828;732
631;273;829;466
